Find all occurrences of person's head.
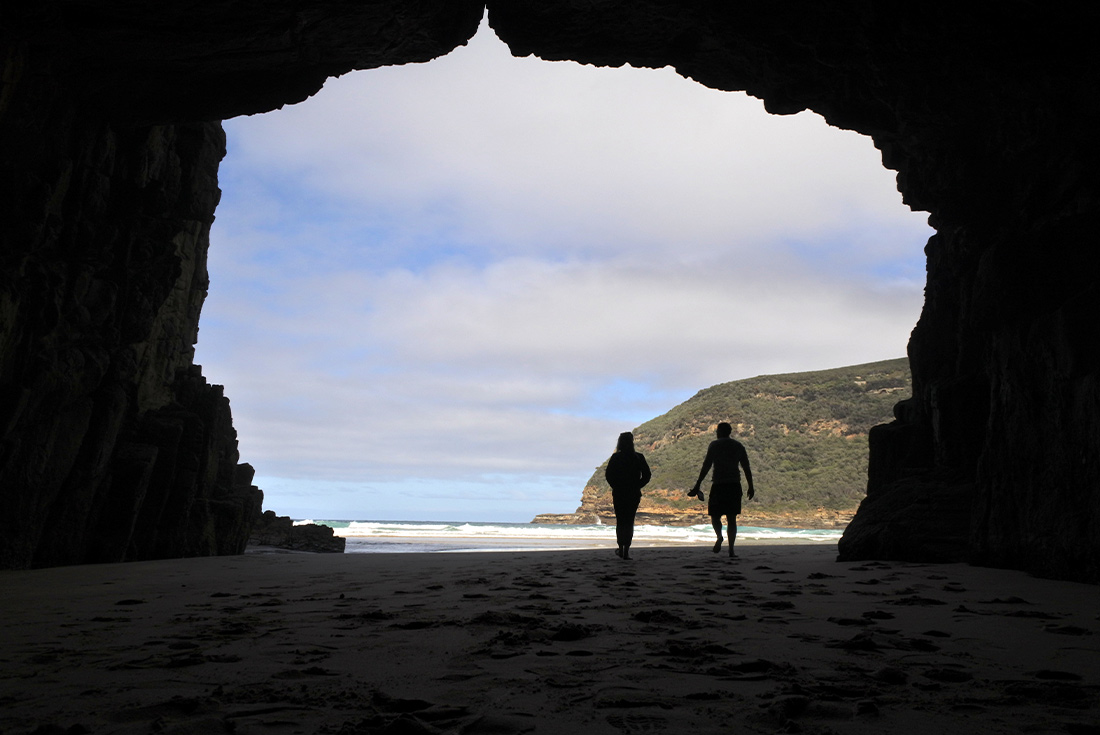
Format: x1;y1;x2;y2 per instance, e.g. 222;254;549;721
716;422;733;438
616;432;635;453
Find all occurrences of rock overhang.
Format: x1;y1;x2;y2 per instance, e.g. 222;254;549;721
1;2;1097;579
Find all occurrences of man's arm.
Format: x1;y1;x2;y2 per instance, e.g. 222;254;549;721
691;445;714;492
741;447;755;500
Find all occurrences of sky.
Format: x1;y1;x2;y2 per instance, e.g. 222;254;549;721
195;21;933;523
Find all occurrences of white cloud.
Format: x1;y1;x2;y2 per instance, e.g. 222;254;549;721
202;254;920;481
200;22;932;521
225;25;926;263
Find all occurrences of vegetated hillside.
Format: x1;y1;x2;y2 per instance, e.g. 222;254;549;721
539;358;911;527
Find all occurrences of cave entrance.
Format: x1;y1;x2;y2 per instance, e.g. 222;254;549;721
194;23;932;524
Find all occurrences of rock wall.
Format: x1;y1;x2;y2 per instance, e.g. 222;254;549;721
2;2;1098;579
0;55;262;566
0;0;482;567
249;511;346;554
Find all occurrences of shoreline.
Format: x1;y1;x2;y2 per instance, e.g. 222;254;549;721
330;534;836;555
324;523;842;554
3;546;1097;734
530;510;856;531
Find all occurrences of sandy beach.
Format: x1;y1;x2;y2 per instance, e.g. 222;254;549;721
2;544;1098;734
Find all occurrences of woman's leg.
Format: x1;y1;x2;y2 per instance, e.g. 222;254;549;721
612;494;629;555
622;497;639;557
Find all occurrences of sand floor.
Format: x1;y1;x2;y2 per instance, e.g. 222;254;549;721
1;544;1098;734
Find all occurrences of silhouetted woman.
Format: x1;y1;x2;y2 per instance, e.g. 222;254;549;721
604;431;652;560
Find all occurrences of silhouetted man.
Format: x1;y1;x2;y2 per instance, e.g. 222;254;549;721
688;422;754;558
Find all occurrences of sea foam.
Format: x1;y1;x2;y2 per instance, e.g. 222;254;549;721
293;519;842;552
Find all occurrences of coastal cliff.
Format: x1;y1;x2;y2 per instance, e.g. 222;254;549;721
535;359;908;530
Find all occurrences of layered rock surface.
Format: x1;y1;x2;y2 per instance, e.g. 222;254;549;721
0;108;264;567
2;3;1097;579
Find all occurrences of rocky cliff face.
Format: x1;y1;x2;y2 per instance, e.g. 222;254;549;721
249;512;346;554
0;80;264;566
2;3;1097;579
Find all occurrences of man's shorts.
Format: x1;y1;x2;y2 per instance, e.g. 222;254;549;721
708;482;742;518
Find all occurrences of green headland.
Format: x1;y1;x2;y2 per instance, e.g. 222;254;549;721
534;357;911;529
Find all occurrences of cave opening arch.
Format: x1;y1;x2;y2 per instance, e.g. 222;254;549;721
2;2;1097;579
199;22;930;527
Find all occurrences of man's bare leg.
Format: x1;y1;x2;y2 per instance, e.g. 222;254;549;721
711;515;724;553
729;518;738;558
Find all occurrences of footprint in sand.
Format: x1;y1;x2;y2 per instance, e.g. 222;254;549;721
922;667;972;683
872;666;909;684
862;610;895;620
549;623;594;642
760;600;796;611
826;632;881;652
1029;669;1083;681
271;666;337;679
363;694;535;735
1043;624;1093;636
893;637;942;652
771;588;801;597
390;620;444;631
1001;679;1095;706
594;686;673;711
827;617;873;627
606;713;669;733
632;609;682;625
456;577;492;587
888;595;947;607
719;658;787;681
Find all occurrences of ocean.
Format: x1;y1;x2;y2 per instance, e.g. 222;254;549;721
294;519;844;554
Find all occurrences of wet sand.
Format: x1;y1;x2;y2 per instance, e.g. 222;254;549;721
2;544;1098;734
